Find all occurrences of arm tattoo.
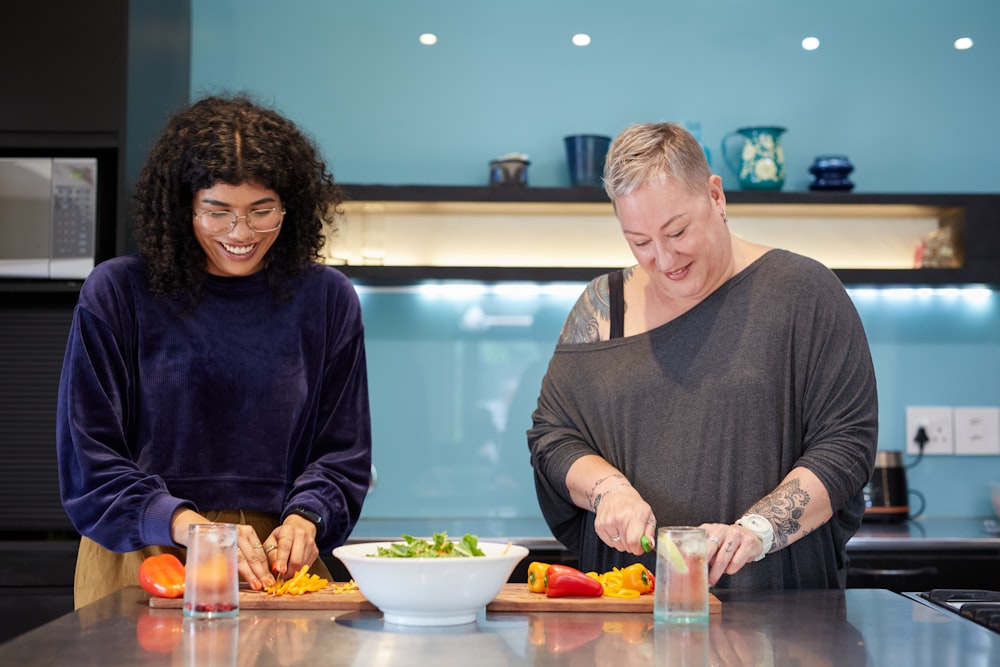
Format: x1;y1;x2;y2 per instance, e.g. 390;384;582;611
560;268;633;344
749;479;811;551
586;473;626;509
560;274;610;343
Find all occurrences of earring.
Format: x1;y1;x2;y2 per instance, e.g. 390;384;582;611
722;211;729;223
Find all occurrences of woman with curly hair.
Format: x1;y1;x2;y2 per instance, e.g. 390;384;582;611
56;94;372;608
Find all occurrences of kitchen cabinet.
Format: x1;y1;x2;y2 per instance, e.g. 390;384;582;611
847;518;1000;592
848;549;1000;592
333;185;1000;287
0;1;190;539
0;0;191;259
0;541;76;645
0;4;125;137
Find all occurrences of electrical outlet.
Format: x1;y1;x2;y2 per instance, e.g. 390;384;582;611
954;407;1000;455
906;406;954;455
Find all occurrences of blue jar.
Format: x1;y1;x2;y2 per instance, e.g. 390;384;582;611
809;155;854;191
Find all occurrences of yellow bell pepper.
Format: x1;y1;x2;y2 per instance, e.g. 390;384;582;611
621;562;653;594
527;561;550;593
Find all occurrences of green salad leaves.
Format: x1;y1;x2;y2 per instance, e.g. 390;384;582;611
374;532;486;558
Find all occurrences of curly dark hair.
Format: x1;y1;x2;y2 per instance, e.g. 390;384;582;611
132;93;342;302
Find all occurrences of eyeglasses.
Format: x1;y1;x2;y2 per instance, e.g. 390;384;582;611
194;208;285;235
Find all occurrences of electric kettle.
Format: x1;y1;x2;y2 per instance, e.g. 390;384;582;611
863;451;924;522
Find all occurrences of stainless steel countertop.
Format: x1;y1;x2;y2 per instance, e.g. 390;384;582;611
3;586;997;665
347;517;1000;552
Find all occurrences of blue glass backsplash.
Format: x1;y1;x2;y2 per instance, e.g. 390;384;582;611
355;282;1000;534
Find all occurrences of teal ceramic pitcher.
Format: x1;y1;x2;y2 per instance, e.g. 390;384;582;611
721;126;786;190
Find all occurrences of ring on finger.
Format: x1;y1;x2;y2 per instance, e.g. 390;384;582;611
264;544;277;554
252;542;264;550
610;535;621;542
707;535;721;548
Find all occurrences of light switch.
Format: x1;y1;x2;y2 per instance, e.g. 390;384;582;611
954;407;1000;455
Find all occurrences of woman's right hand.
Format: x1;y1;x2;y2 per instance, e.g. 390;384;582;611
169;508;276;590
593;484;656;555
235;523;275;591
565;456;657;555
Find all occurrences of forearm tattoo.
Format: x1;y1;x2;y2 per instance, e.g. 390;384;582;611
586;473;626;510
749;478;811;551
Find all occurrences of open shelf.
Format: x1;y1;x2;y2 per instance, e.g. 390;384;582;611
331;186;1000;286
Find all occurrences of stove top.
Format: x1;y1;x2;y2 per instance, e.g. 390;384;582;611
917;589;1000;633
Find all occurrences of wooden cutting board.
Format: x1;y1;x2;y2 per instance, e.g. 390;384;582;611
149;585;376;611
150;583;720;614
487;585;721;614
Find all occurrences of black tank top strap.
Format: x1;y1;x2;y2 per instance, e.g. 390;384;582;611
608;269;625;340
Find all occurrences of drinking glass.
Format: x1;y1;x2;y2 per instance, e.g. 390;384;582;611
184;523;239;619
653;526;708;623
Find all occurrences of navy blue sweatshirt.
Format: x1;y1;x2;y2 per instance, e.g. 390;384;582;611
56;255;372;553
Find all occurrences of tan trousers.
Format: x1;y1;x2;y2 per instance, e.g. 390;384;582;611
73;509;332;609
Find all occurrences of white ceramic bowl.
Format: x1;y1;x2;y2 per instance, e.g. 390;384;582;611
332;540;528;626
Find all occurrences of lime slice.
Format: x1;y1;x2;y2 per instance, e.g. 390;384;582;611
658;537;689;574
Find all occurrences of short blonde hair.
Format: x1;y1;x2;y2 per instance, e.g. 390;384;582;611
603;123;712;201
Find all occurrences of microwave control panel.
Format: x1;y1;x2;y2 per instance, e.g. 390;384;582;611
50;158;97;260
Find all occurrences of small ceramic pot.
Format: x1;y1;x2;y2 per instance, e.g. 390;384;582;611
809;155;854;191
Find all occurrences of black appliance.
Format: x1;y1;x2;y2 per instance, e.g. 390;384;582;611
864;450;924;522
914;589;1000;633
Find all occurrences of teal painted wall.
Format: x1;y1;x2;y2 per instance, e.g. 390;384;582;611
187;2;999;522
353;285;999;523
190;0;1000;192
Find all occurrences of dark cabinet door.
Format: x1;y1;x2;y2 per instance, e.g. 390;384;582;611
0;1;126;136
848;550;1000;592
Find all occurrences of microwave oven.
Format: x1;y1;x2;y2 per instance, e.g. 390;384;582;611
0;156;98;279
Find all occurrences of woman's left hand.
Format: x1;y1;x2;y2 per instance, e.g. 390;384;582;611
262;514;320;579
700;522;765;585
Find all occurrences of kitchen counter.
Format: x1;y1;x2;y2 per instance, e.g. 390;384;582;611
2;585;997;665
348;517;1000;551
850;518;1000;550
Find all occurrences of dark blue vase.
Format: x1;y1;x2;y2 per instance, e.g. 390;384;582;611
809;155;854;191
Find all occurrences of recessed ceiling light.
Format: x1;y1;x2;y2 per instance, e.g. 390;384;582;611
572;33;591;47
954;37;974;50
801;36;820;51
419;33;438;46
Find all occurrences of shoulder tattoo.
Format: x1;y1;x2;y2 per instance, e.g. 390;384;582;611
560;274;610;343
559;268;634;344
749;478;811;550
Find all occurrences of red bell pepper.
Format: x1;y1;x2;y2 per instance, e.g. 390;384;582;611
545;564;604;598
138;553;186;599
